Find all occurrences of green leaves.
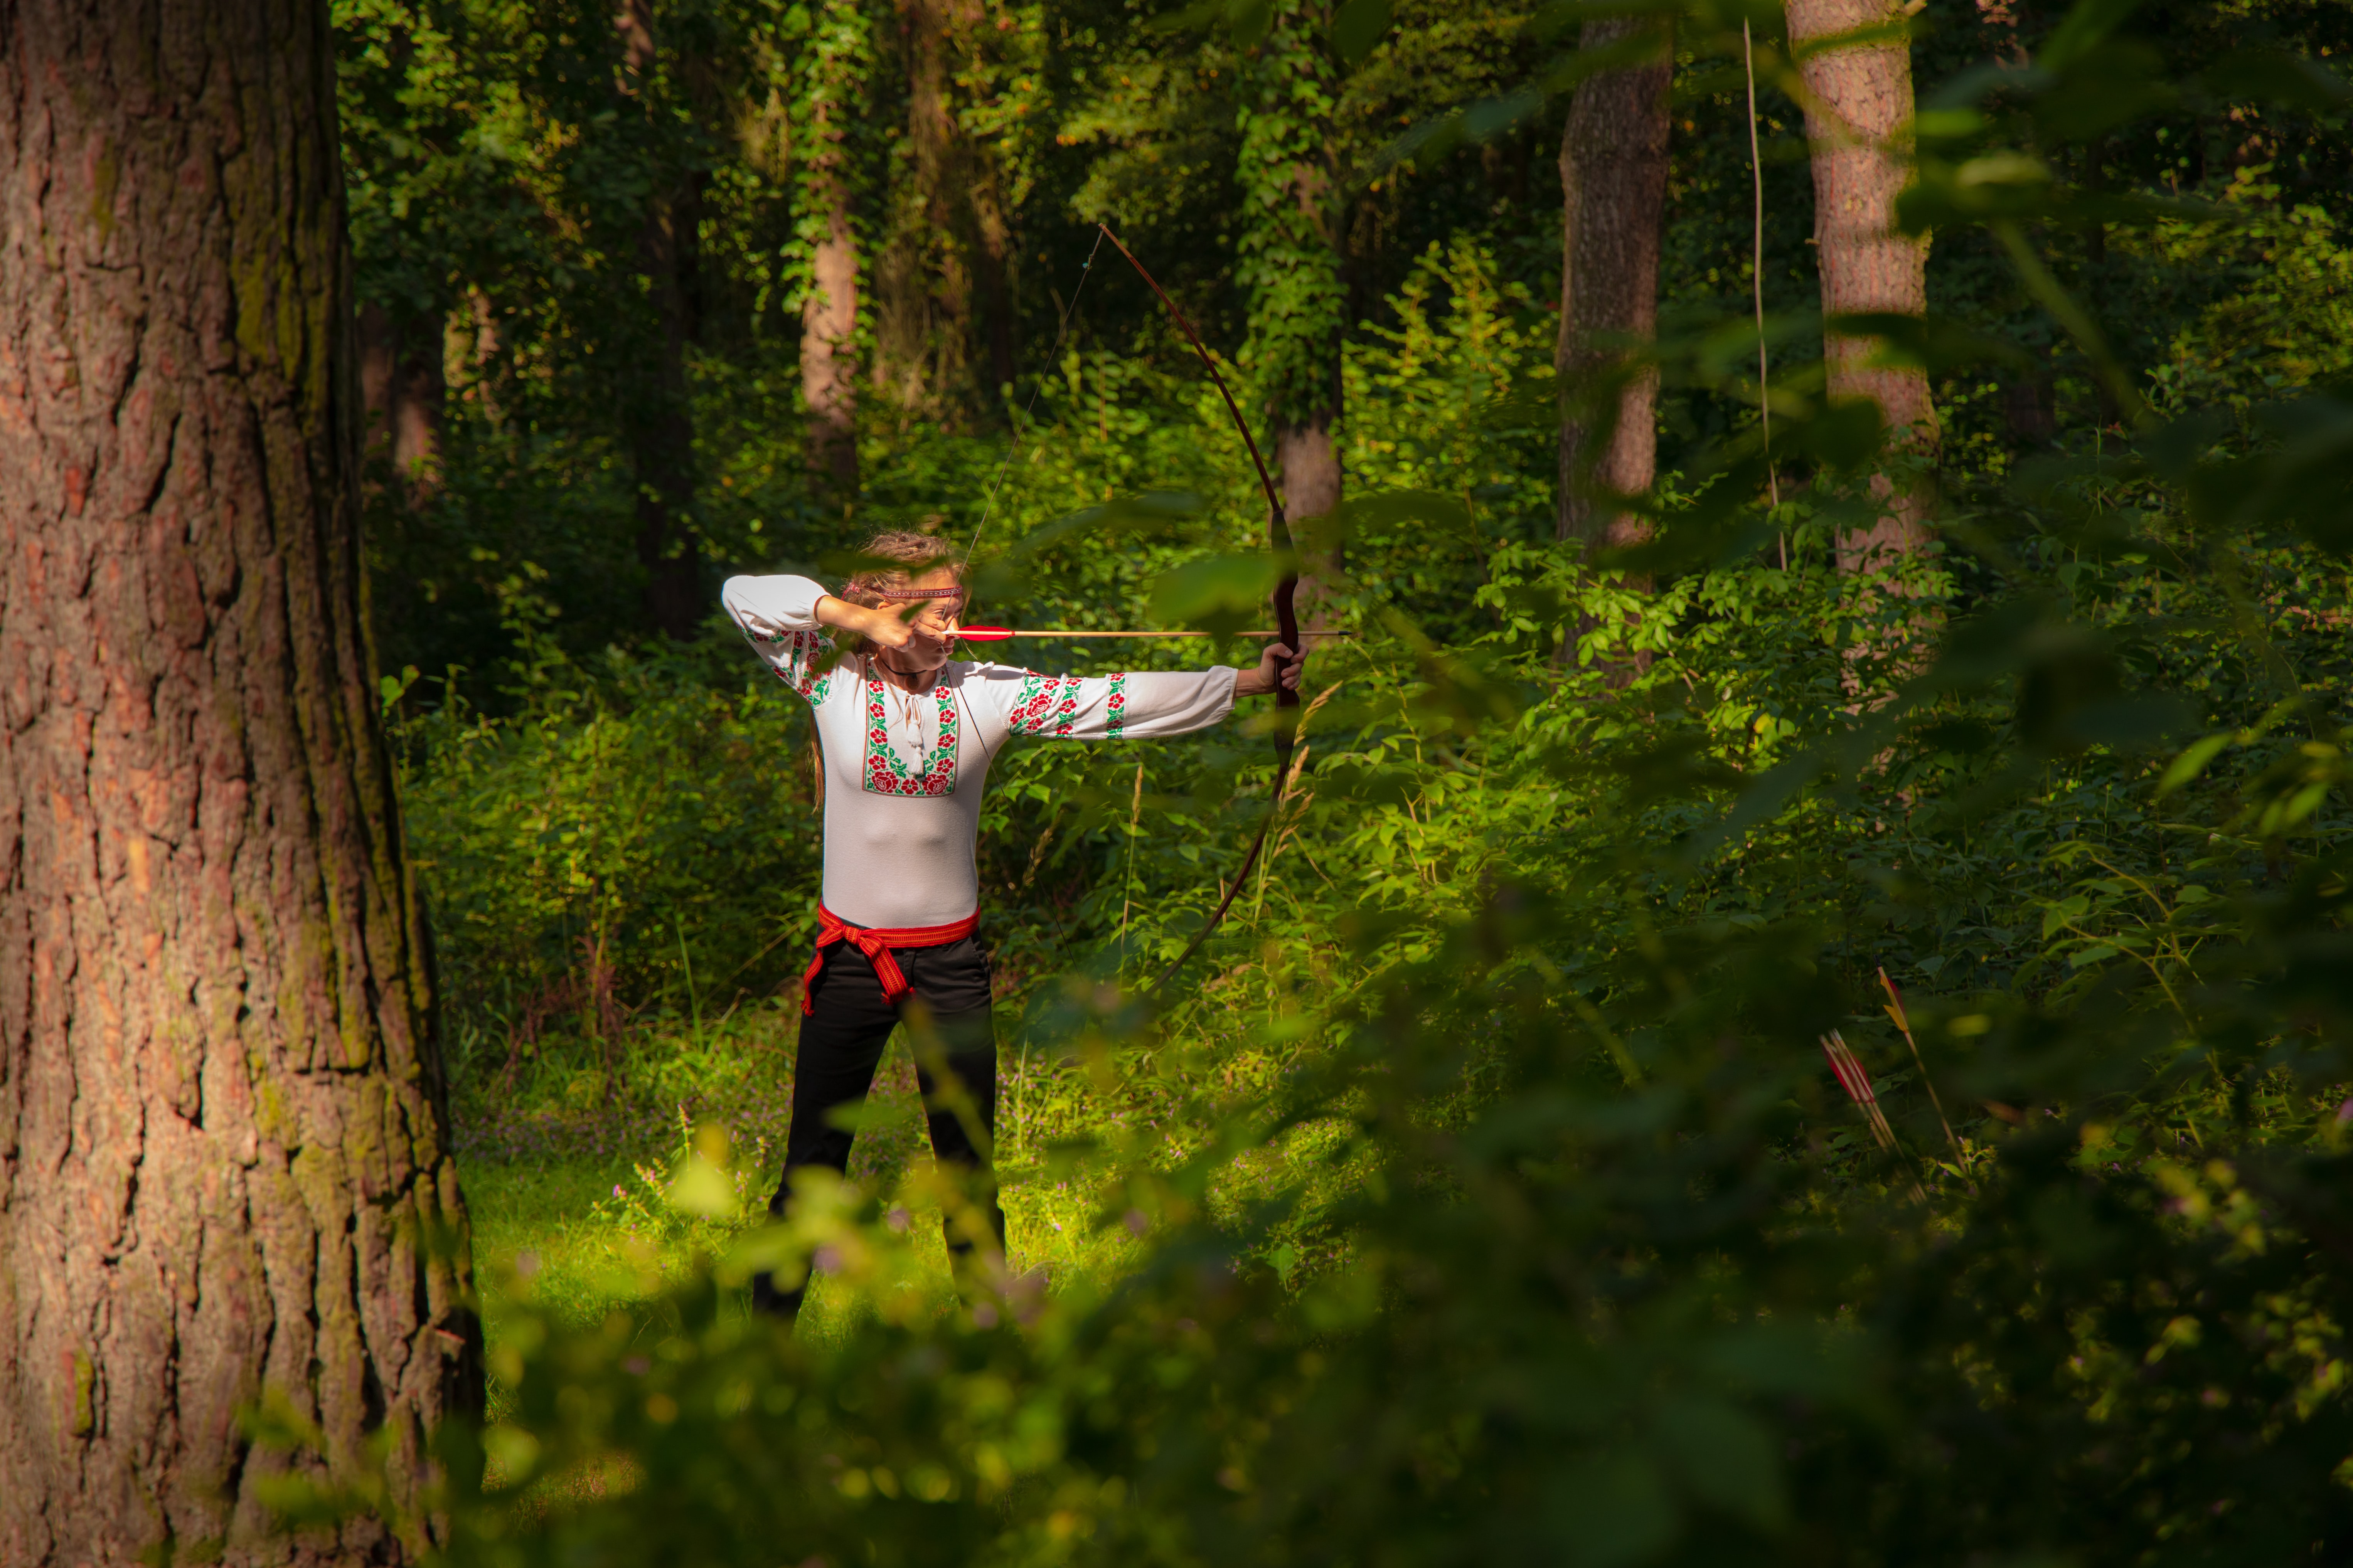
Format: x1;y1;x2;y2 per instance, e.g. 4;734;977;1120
1652;1395;1788;1534
2158;730;2234;798
1146;551;1283;631
1550;1452;1678;1567
2201;48;2353;114
1150;0;1276;50
1330;0;1393;68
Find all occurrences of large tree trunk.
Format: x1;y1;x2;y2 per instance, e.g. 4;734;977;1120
1555;14;1673;553
0;2;479;1561
1788;0;1937;571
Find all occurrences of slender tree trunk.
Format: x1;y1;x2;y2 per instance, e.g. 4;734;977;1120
804;178;861;487
1555;14;1673;554
894;0;972;411
391;327;443;486
970;177;1018;399
631;185;704;639
1241;1;1346;625
361;300;397;458
798;3;866;489
884;0;1016;412
358;301;444;501
1271;120;1343;623
2082;138;2121;431
946;0;1017;400
1789;0;1937;572
0;2;479;1562
618;0;703;639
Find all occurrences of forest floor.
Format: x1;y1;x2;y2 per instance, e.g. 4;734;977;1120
456;1012;1149;1416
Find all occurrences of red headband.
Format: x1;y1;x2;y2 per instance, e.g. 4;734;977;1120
872;586;964;601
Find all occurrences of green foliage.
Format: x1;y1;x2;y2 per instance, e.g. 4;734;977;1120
1232;0;1349;428
393;627;821;1109
776;0;880;325
419;460;2353;1563
289;0;2353;1562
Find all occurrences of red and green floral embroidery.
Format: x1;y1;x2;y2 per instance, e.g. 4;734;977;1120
1004;671;1130;738
749;626;834;705
1007;673;1083;737
862;677;958;796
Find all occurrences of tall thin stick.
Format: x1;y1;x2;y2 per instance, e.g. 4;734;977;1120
1743;20;1784;570
1880;967;1971;1190
1119;761;1144;962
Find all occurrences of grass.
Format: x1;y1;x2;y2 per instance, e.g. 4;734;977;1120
459;1011;1171;1423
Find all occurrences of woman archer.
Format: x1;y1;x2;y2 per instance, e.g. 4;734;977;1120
723;531;1305;1320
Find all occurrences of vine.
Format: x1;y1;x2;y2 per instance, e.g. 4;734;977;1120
1234;0;1348;433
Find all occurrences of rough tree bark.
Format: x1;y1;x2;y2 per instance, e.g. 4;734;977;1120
0;2;480;1562
1555;14;1674;553
618;0;704;640
1788;0;1938;571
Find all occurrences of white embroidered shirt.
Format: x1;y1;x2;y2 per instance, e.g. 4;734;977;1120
722;574;1240;930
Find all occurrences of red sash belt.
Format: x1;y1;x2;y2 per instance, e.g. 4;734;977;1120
802;903;979;1015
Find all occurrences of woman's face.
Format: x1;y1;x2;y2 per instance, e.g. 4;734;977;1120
883;565;966;671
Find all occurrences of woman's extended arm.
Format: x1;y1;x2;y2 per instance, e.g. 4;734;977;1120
982;642;1300;741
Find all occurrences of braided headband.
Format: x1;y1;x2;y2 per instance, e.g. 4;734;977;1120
870;586;965;601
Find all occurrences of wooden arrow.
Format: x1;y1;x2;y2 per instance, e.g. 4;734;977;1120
956;626;1350;641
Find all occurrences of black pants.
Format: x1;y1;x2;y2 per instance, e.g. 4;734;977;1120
751;933;1007;1319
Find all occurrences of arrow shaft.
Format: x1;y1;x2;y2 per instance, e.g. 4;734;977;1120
961;628;1346;640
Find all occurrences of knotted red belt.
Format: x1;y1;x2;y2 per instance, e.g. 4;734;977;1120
802;903;979;1014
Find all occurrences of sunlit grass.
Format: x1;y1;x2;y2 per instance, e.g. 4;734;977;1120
462;1016;1183;1438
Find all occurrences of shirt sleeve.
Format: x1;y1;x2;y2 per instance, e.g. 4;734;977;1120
991;666;1239;741
721;574;836;702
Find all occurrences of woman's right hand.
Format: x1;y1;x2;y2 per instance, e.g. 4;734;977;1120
816;594;921;651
